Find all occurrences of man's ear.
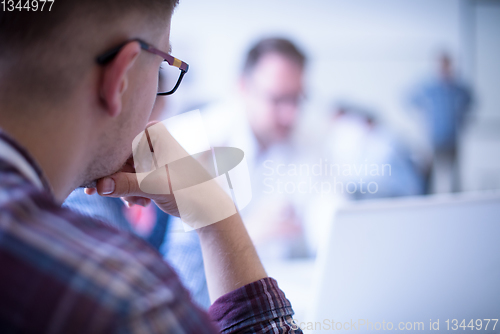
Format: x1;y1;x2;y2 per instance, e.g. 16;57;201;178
99;41;141;117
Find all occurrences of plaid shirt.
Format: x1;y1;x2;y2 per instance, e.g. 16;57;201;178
0;131;301;334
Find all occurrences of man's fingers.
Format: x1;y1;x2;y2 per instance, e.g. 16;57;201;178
121;196;151;208
95;170;179;216
96;172;143;198
146;120;160;128
84;188;97;195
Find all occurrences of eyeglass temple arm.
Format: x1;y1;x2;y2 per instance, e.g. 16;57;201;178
96;40;151;64
97;39;189;73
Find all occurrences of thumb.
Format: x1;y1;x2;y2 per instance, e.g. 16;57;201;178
96;172;143;198
97;170;180;217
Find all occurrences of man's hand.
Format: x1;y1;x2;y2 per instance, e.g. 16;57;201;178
85;120;180;216
87;121;267;302
85;153;180;217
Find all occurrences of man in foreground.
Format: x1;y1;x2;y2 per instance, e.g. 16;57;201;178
0;1;300;333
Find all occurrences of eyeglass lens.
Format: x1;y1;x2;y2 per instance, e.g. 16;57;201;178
158;61;182;94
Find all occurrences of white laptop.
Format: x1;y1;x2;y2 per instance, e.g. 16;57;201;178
307;192;500;333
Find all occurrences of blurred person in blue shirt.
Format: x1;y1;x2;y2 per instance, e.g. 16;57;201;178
324;103;426;200
410;53;473;193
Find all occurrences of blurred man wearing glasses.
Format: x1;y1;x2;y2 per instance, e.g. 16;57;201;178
202;38;311;259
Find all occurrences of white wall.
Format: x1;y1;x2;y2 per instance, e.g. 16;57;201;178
460;1;500;192
474;2;500;119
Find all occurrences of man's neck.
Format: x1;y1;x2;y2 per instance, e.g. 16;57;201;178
0;110;89;203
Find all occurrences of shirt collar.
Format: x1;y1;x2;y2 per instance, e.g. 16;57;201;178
0;130;53;194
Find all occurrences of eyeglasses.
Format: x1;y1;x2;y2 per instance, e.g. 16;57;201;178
96;38;189;96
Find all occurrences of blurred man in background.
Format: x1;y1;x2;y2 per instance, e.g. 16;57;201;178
201;37;310;259
239;38;305;151
410;53;473;193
